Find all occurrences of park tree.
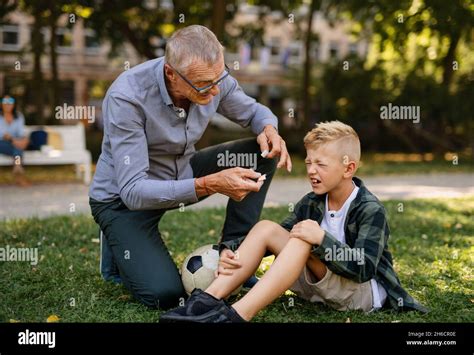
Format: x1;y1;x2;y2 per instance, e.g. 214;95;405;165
315;0;473;153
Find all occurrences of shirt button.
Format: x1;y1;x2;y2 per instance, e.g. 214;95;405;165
330;213;335;218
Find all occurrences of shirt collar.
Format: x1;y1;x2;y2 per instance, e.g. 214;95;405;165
325;181;359;215
310;176;377;218
155;57;174;106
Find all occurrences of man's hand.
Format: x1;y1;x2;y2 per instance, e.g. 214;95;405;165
289;219;325;245
215;248;242;277
3;133;12;142
197;167;264;201
257;125;292;172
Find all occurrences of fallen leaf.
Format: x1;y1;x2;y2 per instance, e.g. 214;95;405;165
79;247;88;254
345;317;351;323
9;319;20;323
46;315;60;323
91;238;100;244
117;294;131;301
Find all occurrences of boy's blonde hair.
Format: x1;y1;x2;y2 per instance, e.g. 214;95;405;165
304;120;361;164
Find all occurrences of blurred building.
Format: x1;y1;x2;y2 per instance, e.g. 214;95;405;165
0;2;368;127
0;11;143;123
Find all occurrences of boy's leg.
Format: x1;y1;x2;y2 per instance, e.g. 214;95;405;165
206;220;328;320
206;221;327;320
231;238;312;320
206;220;288;299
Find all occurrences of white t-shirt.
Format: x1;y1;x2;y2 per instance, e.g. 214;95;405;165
320;183;387;309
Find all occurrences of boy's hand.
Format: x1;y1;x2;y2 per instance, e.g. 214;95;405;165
215;249;242;277
289;219;325;245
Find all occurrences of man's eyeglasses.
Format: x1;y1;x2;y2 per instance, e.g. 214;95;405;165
2;97;15;104
168;63;231;94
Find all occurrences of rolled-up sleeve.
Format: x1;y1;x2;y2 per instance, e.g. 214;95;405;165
106;93;198;210
217;76;278;135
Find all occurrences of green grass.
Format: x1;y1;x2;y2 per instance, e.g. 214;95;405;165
0;197;473;323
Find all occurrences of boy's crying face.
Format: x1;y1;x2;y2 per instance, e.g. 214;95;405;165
304;143;348;195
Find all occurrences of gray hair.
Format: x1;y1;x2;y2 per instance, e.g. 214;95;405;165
165;25;224;73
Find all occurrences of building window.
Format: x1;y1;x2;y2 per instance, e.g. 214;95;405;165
268;36;280;56
349;42;358;56
56;28;73;53
85;29;100;54
0;24;20;50
329;41;339;59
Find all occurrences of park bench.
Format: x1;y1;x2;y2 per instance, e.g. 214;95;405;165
0;124;92;185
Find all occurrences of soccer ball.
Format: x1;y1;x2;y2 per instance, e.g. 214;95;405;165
181;244;242;296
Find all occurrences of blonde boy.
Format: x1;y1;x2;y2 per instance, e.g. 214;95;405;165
161;121;427;322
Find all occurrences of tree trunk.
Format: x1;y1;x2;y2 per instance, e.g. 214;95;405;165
301;0;319;131
441;31;460;89
211;0;226;41
31;7;45;124
49;10;60;125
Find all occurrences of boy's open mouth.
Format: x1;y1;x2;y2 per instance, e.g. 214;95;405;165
310;178;322;186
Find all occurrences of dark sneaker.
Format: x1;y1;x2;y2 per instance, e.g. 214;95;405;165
187;302;247;323
159;289;223;323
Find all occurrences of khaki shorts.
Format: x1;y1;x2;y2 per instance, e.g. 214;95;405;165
290;267;373;312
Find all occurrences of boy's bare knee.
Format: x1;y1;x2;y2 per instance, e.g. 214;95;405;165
255;220;279;229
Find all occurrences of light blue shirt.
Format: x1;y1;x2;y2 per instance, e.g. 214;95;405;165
0;113;26;139
89;57;278;210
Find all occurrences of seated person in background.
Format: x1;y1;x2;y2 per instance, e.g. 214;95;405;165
160;120;427;323
0;94;30;187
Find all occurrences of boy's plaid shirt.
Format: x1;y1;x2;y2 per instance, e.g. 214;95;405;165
221;177;427;313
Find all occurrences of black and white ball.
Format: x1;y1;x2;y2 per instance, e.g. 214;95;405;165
181;244;220;296
181;244;242;296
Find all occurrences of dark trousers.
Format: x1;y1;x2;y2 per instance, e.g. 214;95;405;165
0;139;23;159
90;138;277;309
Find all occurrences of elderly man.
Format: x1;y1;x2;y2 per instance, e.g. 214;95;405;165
89;25;291;309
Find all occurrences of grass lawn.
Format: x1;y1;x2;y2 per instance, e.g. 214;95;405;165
0;197;473;323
